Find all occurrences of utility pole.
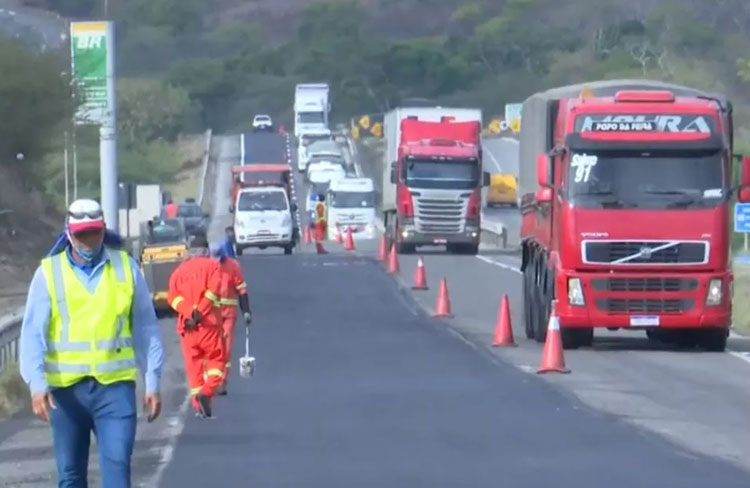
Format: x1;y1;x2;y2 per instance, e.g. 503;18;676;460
72;125;78;199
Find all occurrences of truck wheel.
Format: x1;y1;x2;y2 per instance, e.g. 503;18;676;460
283;244;294;255
523;266;534;340
397;242;416;254
533;262;551;343
698;328;727;352
236;246;244;256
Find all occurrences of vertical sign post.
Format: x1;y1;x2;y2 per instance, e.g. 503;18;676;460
70;21;118;231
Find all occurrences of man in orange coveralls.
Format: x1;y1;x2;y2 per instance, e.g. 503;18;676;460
210;244;252;396
168;234;226;418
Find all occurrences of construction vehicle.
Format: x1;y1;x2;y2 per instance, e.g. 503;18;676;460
138;218;188;314
519;79;737;351
381;106;490;254
486;174;518;207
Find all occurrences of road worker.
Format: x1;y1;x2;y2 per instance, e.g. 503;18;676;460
167;234;226;418
314;194;327;242
210;245;252;395
164;198;178;219
219;225;237;259
19;198;165;487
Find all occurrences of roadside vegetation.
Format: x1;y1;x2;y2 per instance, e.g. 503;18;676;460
732;266;750;335
0;363;27;421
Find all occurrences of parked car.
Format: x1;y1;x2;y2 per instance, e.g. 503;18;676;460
252;114;274;132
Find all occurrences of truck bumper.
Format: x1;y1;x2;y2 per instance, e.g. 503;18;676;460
236;233;294;248
555;269;732;329
397;220;480;246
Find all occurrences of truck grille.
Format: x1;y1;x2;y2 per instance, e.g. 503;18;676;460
596;298;694;314
414;198;466;233
591;278;698;292
583;241;708;265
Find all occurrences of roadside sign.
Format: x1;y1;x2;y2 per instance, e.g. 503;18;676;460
735;203;750;232
70;21;112;125
505;103;522;133
370;122;383;138
359;115;371;129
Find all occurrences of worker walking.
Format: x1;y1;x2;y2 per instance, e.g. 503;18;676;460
19;198;165;488
220;225;237;259
164;199;178;219
313;194;328;254
210;245;252;395
168;234;226;418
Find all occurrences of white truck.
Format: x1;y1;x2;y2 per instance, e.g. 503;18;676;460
327;177;377;241
381;106;488;254
233;186;296;255
294;83;330;138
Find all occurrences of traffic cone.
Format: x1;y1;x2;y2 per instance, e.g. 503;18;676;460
433;278;453;318
387;243;399;274
344;227;355;251
303;226;312;245
537;306;570;374
492;295;516;347
335;224;344;244
377;235;388;261
412;257;428;290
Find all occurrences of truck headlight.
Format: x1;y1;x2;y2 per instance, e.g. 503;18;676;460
568;277;584;306
706;278;722;306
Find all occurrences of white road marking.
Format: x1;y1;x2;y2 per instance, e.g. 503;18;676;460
139;395;190;487
728;350;750;366
476;255;522;274
483;144;503;173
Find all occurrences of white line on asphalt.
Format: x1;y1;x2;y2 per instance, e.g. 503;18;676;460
483;145;502;173
728;350;750;366
140;396;190;488
240;133;245;164
476;255;522;274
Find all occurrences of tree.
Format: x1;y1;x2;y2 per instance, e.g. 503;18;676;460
0;39;74;163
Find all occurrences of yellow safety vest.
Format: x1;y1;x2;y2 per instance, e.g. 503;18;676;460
41;248;137;388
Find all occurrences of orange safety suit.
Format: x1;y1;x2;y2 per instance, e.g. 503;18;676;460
217;257;249;382
164;202;178;219
167;256;226;404
315;201;327;242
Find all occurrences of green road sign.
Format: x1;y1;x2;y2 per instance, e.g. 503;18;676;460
71;22;111;125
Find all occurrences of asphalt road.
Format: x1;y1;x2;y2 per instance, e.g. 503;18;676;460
243;131;288;165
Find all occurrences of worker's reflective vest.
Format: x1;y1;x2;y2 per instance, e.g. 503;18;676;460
40;248;137;388
314;202;326;224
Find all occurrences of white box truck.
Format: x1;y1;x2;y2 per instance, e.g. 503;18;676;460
294;83;330;138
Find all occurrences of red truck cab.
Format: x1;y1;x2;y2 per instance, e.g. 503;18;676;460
519;80;739;351
230;164;292;211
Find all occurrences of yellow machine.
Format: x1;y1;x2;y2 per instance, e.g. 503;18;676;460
486;173;518;207
138;219;188;313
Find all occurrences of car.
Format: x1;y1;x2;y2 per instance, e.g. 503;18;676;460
252;114;274;132
176;201;209;236
233;186;296;255
306;160;346;184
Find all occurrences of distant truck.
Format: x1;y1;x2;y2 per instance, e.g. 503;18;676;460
381;106;490;254
519;79;738;351
294;83;330;138
230;164;292;212
486;174;518;207
326;177;377;241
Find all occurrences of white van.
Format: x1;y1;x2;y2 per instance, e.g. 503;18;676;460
233;187;295;255
297;130;332;173
326;178;377;240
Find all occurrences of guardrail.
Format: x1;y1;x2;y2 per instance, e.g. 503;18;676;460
197;128;213;207
0;307;24;372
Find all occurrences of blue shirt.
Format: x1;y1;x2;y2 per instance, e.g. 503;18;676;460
19;247;165;395
220;236;236;258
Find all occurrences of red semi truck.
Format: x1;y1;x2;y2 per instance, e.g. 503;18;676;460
519;79;743;351
381;107;489;254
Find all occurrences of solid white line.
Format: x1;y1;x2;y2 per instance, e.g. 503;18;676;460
140;395;190;487
476;255;522;274
240;133;245;164
728;350;750;366
483;145;502;173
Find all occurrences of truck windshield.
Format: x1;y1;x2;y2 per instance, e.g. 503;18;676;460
330;191;375;208
404;159;480;190
298;112;324;124
238;192;288;211
567;149;724;209
177;205;201;217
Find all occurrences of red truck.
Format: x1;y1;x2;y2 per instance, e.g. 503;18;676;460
519;79;742;351
229;164;292;211
381;107;489;254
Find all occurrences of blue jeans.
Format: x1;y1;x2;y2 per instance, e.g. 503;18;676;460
49;379;137;488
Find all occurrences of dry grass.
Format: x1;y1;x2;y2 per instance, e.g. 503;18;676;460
163;135;207;203
0;364;27;421
732;265;750;335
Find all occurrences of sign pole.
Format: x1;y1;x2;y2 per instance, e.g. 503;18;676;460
100;21;117;231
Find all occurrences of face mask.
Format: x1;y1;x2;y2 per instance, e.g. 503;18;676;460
67;231;101;264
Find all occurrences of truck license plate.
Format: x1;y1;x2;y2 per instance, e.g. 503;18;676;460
630;315;659;327
433;238;447;244
257;229;271;235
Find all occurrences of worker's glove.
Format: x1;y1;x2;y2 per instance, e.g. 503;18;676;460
243;311;252;325
183;317;197;330
191;309;202;324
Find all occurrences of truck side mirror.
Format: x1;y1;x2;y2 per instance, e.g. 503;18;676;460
390;161;397;183
482;171;491;187
536;187;553;203
537;153;551;187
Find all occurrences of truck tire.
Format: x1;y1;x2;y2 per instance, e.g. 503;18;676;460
397;242;416;254
523;266;535;340
283;245;294;255
698;328;727;352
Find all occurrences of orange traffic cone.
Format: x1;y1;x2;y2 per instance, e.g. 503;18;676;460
335;224;344;244
387;243;399;274
433;278;453;318
412;257;428;290
303;226;312;245
492;295;516;347
537;304;570;374
377;235;388;261
344;227;355;251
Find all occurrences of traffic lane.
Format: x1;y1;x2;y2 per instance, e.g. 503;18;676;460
243;132;287;164
483;206;521;241
482;137;519;175
159;253;747;487
390;251;750;471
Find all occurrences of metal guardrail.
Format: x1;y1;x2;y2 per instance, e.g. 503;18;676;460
0;307;24;372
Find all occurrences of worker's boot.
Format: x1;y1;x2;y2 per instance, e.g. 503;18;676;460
217;380;228;396
193;393;212;418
